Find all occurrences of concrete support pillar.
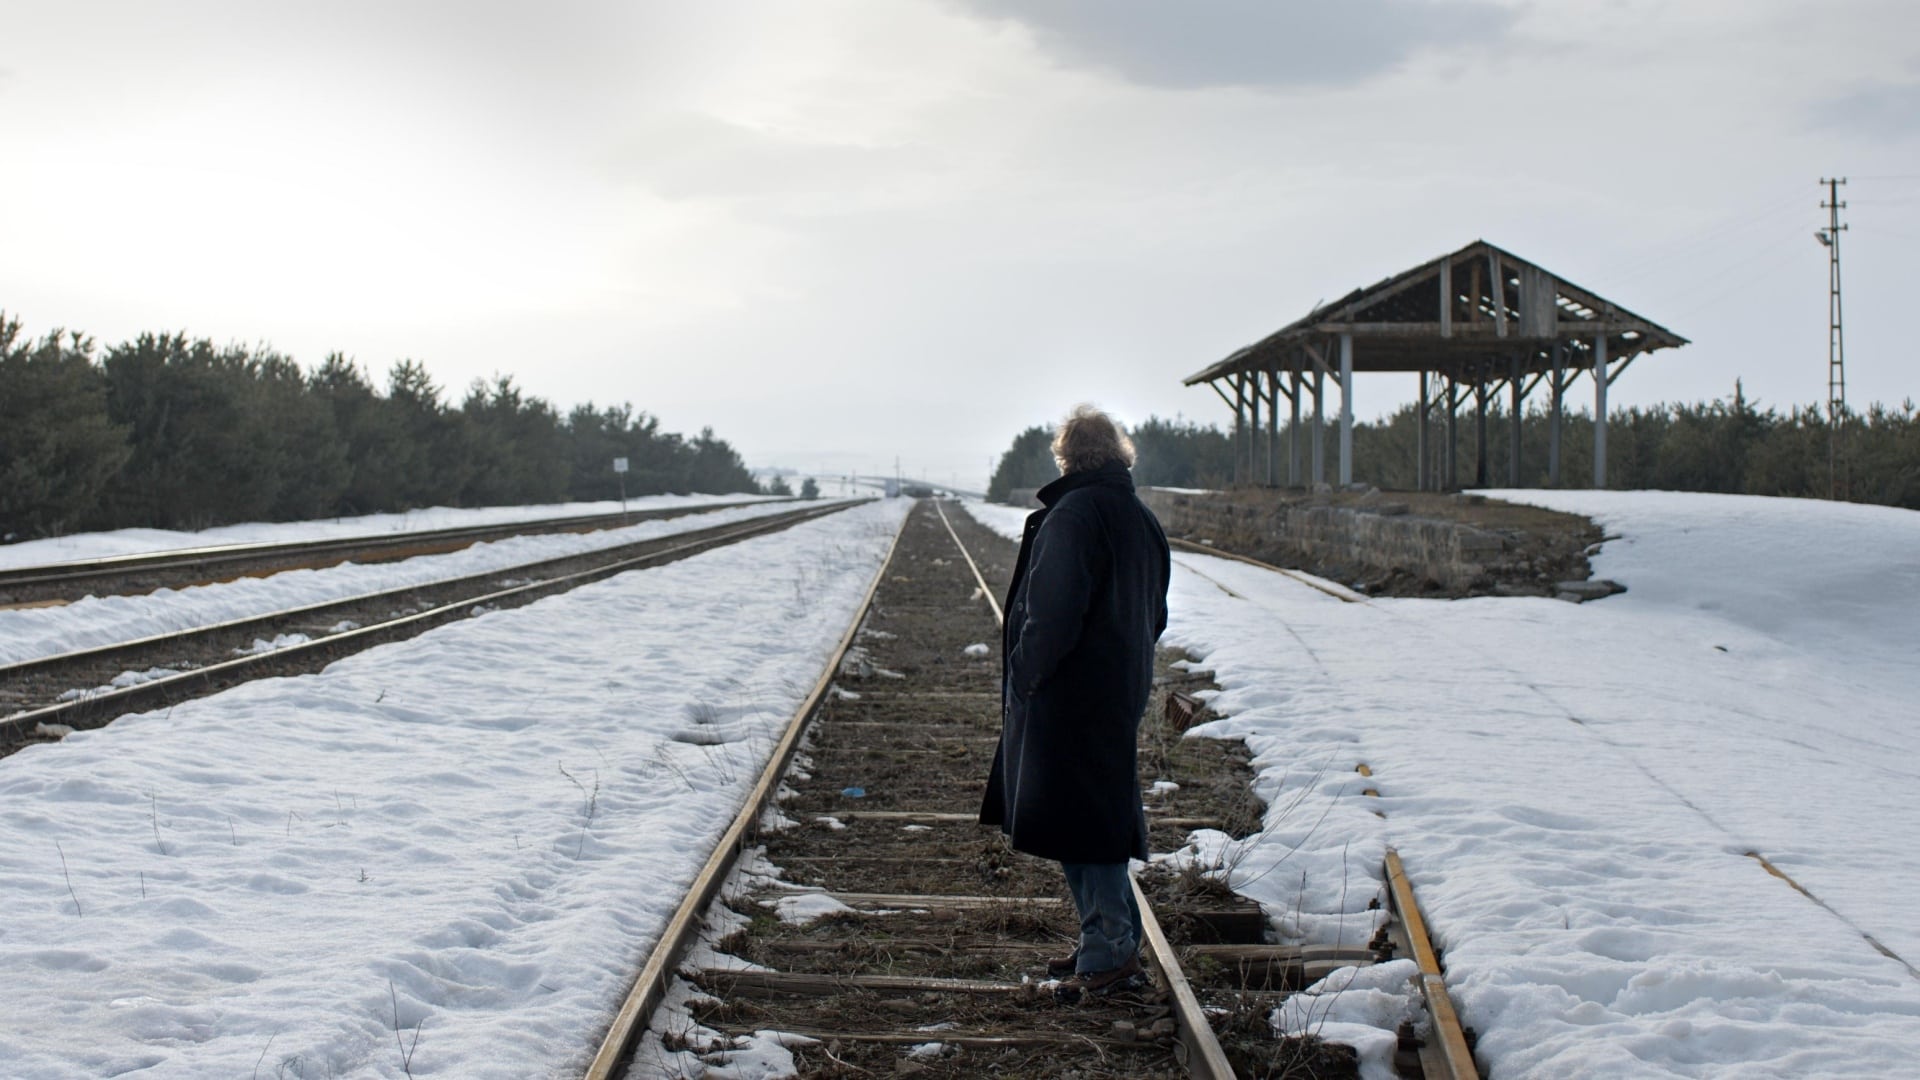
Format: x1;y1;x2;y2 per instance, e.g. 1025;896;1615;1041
1232;373;1248;487
1594;334;1609;488
1311;369;1325;486
1416;372;1430;492
1265;372;1279;486
1338;332;1354;488
1288;368;1302;486
1244;373;1259;486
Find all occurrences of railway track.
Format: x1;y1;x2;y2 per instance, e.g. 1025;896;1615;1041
0;498;787;607
0;500;859;756
589;499;1479;1079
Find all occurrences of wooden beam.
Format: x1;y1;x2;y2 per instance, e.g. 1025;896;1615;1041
704;1025;1161;1052
1181;944;1380;991
756;889;1065;910
1295;318;1664;338
1322;258;1447;323
1302;340;1332;376
1489;252;1508;338
1552;277;1685;346
1444;377;1460;490
842;810;1219;828
1509;355;1522;487
692;970;1030;998
1549;345;1564;488
1439;258;1453;338
1474;379;1489;488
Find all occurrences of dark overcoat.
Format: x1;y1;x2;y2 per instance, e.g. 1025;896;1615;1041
979;461;1171;863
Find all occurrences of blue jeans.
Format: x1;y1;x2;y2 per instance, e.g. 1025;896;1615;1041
1060;861;1142;974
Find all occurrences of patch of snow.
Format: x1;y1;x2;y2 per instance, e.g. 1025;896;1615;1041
0;499;839;666
54;666;188;702
0;497;910;1077
1271;960;1420;1080
767;891;858;926
231;632;310;656
0;493;781;570
1161;491;1920;1075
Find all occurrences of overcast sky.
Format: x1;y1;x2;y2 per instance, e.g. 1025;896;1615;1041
3;0;1915;489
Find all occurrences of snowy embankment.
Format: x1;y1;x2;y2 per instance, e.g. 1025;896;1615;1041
0;497;910;1079
965;493;1920;1078
0;499;827;668
0;493;779;570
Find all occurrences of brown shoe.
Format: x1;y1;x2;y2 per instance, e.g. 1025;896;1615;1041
1052;955;1146;1003
1045;950;1079;978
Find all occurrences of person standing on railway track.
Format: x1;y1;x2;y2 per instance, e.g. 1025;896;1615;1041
980;404;1172;1003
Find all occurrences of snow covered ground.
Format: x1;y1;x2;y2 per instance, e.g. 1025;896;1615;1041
965;492;1920;1078
0;497;910;1079
0;493;778;571
1;499;830;668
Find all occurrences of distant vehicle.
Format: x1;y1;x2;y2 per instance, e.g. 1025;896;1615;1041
901;483;935;498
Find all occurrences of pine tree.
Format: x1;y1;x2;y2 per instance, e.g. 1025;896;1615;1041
0;316;130;539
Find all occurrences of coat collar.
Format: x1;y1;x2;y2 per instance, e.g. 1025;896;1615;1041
1035;460;1134;507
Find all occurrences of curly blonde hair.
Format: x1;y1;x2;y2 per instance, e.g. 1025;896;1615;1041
1051;404;1136;474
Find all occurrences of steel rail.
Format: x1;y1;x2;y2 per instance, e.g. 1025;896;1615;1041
930;498;1005;625
2;502;861;743
1;500;853;684
0;498;787;593
931;498;1237;1080
584;507;908;1079
1165;535;1367;603
1385;849;1480;1080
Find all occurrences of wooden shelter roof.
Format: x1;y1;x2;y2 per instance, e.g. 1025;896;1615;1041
1183;240;1688;385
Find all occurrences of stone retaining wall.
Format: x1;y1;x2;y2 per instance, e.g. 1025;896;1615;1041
1135;488;1586;596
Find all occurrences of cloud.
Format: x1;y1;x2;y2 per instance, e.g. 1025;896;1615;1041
1809;78;1920;140
604;112;945;209
946;0;1516;90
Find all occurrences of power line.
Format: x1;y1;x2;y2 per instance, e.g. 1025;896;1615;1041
1582;185;1807;289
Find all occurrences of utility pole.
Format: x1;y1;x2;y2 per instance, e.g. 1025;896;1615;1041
1816;177;1848;500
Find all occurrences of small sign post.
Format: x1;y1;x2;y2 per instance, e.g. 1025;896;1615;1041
612;457;630;521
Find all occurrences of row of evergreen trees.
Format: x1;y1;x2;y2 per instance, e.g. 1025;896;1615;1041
0;314;761;541
989;390;1920;509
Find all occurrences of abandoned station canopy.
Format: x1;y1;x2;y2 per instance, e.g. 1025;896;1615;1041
1184;240;1688;489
